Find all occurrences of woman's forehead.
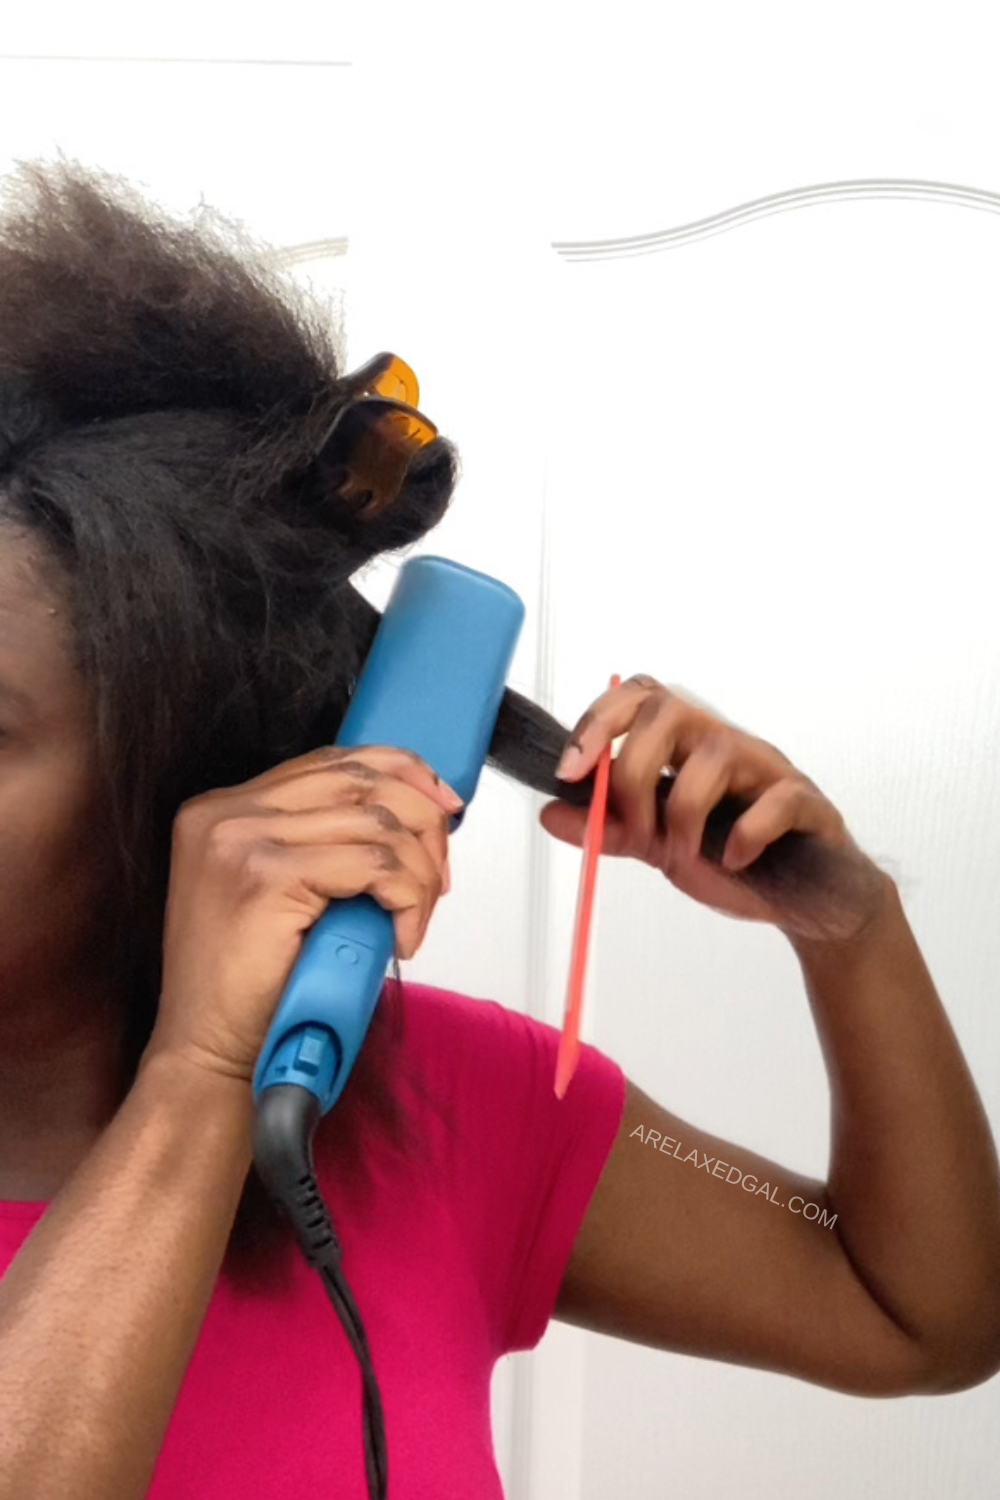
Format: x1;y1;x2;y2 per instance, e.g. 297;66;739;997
0;528;65;623
0;536;75;718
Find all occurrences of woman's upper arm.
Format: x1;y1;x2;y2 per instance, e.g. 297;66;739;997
554;1076;945;1396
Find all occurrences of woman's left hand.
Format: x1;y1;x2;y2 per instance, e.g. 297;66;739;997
538;675;890;942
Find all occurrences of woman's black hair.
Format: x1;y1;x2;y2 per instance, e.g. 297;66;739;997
0;157;879;1285
0;156;590;1284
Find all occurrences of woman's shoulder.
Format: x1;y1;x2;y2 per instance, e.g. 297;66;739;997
392;977;628;1354
394;977;570;1085
395;976;625;1131
395;977;517;1043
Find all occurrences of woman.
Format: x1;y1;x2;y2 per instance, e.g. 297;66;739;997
0;158;997;1500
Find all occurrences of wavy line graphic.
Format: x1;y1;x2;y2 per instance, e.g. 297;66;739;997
551;179;1000;261
263;237;348;268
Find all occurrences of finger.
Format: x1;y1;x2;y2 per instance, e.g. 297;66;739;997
239;742;464;816
661;735;782;863
253;799;448;958
253;762;454;891
348;778;452;924
720;781;848;871
558;678;718;784
359;780;453;915
538;798;634;859
347;802;443;957
603;690;682;852
608;692;740;853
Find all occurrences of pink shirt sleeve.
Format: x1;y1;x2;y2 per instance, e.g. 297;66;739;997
0;982;628;1500
399;984;627;1357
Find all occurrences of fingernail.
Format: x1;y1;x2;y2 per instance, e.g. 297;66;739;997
556;739;585;779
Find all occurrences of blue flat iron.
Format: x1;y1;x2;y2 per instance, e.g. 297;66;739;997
252;554;525;1114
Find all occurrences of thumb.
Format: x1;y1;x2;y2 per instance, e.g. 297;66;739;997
538;798;588;849
538;799;632;857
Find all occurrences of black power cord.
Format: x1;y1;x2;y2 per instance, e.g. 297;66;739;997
254;1085;389;1500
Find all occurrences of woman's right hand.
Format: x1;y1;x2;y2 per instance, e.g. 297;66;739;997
144;744;463;1085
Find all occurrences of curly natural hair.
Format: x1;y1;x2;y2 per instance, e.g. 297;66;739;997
0;156;866;1287
0;155;587;1285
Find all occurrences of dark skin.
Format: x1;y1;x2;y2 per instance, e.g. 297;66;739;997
540;673;1000;1393
2;522;998;1404
0;527;130;1200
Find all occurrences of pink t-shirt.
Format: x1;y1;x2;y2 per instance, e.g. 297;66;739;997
0;981;626;1498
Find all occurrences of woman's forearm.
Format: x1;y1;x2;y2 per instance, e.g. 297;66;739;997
0;1050;255;1500
788;875;1000;1383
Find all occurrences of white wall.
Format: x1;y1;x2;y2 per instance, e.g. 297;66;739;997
2;3;997;1494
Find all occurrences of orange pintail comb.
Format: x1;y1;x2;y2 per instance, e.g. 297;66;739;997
554;673;619;1098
